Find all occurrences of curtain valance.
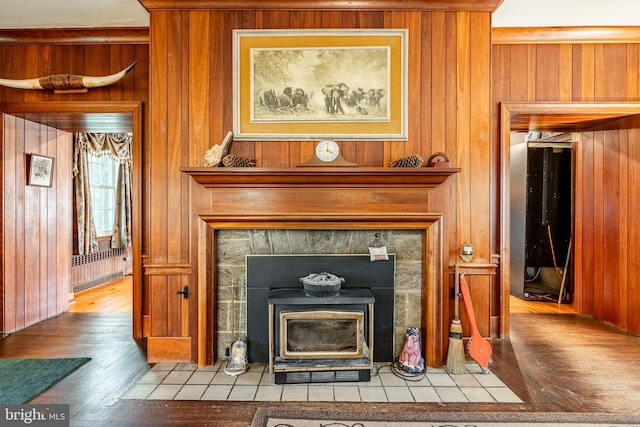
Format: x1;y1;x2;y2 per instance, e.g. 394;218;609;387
73;132;132;174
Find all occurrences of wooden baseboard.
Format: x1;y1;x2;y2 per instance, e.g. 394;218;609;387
146;337;192;362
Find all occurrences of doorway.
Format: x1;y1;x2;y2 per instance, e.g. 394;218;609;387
0;102;143;337
499;102;640;336
510;131;573;304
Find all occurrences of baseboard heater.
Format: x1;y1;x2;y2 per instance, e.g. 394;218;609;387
72;247;126;293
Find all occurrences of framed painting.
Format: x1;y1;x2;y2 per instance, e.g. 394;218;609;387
233;29;408;141
26;153;55;187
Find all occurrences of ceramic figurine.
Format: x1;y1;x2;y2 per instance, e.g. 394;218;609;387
399;327;425;373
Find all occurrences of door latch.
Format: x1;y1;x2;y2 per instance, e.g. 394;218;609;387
177;285;189;300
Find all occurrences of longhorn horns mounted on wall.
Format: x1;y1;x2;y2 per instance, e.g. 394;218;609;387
0;61;137;92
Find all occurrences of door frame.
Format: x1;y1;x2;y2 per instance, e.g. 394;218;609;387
500;102;640;338
0;101;144;338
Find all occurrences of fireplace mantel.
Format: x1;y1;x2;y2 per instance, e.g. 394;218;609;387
181;167;460;189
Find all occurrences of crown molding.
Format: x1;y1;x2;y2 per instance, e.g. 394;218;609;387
139;0;502;12
492;26;640;45
0;28;149;45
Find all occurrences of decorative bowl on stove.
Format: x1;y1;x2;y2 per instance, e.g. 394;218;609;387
299;272;345;297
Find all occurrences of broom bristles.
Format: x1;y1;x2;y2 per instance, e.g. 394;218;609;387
445;319;467;375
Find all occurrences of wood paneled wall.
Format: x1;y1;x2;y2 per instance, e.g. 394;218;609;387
0;36;149;334
574;126;640;335
1;116;72;333
144;4;495;363
492;38;640;335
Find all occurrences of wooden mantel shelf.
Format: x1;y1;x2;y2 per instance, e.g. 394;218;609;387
181;167;460;189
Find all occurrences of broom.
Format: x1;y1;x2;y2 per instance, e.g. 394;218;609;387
445;262;467;374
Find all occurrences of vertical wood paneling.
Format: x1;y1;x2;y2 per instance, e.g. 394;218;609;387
2;118;72;332
594;45;606;102
149;12;170;264
592;131;605;320
470;13;491;256
628;127;640;334
573;132;584;314
188;12;210;168
443;12;458;180
581;131;595;315
508;45;529;101
43;126;54;317
455;11;471;249
602;45;627;101
558;44;573;101
24;120;40;325
581;45;596;101
167;12;187;263
143;8;495;362
150;276;168;336
2;114;17;332
617;129;628;330
491;44;509;260
15;119;26;331
535;45;560;101
604;130;621;324
427;12;442;154
626;45;639;100
405;12;422;159
166;276;179;337
468;13;492;330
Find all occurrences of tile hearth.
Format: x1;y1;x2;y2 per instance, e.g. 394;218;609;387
121;361;522;403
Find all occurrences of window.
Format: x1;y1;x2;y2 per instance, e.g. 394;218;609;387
88;155;117;237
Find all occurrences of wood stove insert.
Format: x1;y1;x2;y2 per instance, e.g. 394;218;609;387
268;288;374;384
246;254;395;365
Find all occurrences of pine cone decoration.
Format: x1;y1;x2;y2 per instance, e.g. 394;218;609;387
389;154;424;168
222;154;256;168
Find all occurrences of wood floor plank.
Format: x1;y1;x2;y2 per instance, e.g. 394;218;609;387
69;277;132;313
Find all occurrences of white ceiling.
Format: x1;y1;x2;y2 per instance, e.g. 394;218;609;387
0;0;637;29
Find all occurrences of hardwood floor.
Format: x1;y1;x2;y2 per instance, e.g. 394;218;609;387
1;278;639;426
69;277;132;313
509;294;576;314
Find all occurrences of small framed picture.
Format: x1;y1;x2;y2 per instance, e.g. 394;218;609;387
27;153;55;187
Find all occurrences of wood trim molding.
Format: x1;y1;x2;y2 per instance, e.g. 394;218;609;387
492;26;640;45
147;337;192;362
447;262;498;276
140;0;502;12
0;28;149;45
0;102;143;115
197;213;444;368
498;101;640;340
144;263;192;276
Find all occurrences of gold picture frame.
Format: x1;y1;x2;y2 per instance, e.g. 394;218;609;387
26;153;55;187
233;29;408;141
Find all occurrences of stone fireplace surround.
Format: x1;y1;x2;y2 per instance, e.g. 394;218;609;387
185;166;458;368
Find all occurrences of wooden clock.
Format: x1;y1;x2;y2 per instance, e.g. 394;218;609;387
297;140;358;167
